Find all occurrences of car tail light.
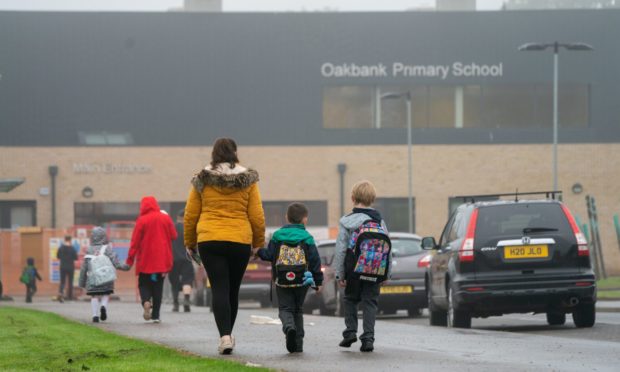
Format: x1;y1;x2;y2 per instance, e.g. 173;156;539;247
466;287;484;292
561;204;589;257
459;208;479;262
417;254;431;268
575;282;591;287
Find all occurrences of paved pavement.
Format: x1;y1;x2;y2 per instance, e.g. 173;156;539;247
596;300;620;312
2;299;619;372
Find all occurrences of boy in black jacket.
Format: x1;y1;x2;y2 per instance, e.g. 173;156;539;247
256;203;323;353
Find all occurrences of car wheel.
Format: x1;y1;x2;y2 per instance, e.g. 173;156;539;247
407;308;423;318
428;285;447;326
572;303;595;328
448;286;471;329
546;311;566;326
319;299;336;316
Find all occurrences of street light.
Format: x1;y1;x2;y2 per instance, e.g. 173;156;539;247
518;41;593;192
381;91;413;233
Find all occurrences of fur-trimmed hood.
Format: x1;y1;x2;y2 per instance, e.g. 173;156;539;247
191;164;259;193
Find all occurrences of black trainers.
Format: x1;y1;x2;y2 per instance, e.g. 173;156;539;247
183;298;191;313
294;340;303;353
285;328;297;353
360;340;374;352
92;316;99;323
100;306;107;321
339;335;357;348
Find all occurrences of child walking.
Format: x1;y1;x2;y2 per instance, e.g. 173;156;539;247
256;203;323;353
20;257;42;303
79;227;130;322
333;180;392;352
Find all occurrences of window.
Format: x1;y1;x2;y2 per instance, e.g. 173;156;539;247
374;197;415;233
0;201;36;229
74;202;185;225
78;132;134;145
262;201;328;227
323;86;374;129
323;84;590;130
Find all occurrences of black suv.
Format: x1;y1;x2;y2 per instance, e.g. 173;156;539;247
422;194;596;329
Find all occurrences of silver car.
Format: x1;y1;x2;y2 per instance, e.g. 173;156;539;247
309;233;430;317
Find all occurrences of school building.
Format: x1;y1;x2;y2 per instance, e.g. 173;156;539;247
1;9;619;295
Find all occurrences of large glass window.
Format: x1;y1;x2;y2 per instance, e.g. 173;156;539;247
323;83;589;130
323;86;374;129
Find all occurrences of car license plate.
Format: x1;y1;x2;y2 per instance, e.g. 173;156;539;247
246;263;259;270
380;285;413;294
504;245;548;259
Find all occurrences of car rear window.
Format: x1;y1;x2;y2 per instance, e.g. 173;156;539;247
391;238;423;257
475;203;573;240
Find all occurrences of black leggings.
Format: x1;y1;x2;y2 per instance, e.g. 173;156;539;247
199;241;251;337
138;273;165;320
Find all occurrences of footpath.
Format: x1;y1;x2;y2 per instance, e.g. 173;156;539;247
2;300;619;372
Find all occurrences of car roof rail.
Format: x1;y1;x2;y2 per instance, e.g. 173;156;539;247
452;190;562;203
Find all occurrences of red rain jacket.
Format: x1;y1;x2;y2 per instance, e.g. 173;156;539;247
127;196;177;275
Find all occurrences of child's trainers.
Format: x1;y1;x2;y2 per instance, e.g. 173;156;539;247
360;340;374;352
100;306;107;321
285;328;297;353
339;335;357;347
92;316;99;323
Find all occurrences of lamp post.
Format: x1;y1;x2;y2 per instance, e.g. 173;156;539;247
381;91;413;233
518;41;593;192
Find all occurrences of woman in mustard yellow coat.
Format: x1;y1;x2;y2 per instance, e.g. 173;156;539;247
184;138;265;355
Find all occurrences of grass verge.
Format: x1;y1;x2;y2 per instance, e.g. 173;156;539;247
0;307;269;372
597;276;620;290
598;290;620;300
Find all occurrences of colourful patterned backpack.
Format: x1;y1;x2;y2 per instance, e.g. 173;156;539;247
274;243;309;288
345;220;391;283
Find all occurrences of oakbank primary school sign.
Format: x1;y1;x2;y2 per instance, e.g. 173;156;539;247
321;62;503;79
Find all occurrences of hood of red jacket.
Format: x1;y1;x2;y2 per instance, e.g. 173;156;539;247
139;196;160;216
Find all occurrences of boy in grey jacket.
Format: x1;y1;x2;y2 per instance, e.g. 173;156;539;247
333;180;392;353
79;227;130;322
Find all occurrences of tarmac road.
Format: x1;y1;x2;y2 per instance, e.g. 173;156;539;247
3;299;618;372
380;309;620;344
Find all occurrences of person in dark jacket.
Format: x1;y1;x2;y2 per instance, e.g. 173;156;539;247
169;209;195;312
23;257;42;303
256;203;323;353
57;235;78;302
127;196;177;323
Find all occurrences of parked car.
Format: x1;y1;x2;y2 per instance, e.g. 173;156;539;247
199;259;274;310
313;234;429;317
304;240;338;315
422;194;596;329
376;233;429;317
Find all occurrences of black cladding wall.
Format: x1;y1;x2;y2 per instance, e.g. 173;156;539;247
0;10;618;146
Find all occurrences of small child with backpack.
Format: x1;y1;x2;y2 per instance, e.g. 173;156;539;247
78;227;130;323
255;202;323;353
20;257;42;303
333;180;392;352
